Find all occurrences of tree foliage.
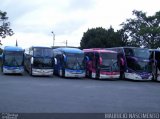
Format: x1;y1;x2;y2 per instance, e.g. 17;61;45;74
80;27;127;49
0;10;14;39
121;10;160;48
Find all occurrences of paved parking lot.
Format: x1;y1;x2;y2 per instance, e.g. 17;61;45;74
0;71;160;113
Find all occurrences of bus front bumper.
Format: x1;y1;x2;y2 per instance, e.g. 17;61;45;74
3;66;24;74
125;73;152;81
91;72;120;79
99;74;120;79
65;69;85;78
32;68;53;76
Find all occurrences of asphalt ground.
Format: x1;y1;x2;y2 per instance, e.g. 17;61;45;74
0;71;160;114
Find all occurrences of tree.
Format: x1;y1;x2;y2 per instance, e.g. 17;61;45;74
121;10;160;48
80;27;127;49
0;10;14;39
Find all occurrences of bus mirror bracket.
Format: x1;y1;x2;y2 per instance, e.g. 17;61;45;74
99;57;102;65
63;54;67;62
85;56;89;62
54;58;57;65
31;57;34;64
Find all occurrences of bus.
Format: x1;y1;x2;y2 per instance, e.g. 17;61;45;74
149;49;160;81
1;46;24;74
83;49;120;79
106;47;152;80
53;47;85;78
24;46;54;76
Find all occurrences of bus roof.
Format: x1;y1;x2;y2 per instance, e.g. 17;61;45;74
83;49;117;53
4;46;24;52
55;47;83;54
52;46;79;49
31;46;52;49
107;47;148;50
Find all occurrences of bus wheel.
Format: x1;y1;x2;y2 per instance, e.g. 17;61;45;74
62;69;65;78
152;74;157;81
85;70;88;78
29;66;32;76
119;72;125;80
96;70;100;79
122;73;125;80
89;71;92;78
1;66;3;73
59;70;62;76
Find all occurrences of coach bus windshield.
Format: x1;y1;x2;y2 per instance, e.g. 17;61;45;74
33;48;53;57
33;58;53;68
4;51;23;67
100;52;119;71
127;59;152;72
133;48;150;59
125;48;150;59
66;53;84;70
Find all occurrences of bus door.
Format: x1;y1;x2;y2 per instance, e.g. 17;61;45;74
57;54;66;77
94;52;100;78
84;52;93;78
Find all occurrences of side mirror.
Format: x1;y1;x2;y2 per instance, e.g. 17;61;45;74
31;57;34;64
63;54;67;62
99;57;102;65
54;58;57;65
85;56;89;62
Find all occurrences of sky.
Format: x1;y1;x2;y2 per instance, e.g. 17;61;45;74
0;0;160;49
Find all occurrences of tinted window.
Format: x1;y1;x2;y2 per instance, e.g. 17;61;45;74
4;51;24;67
66;53;84;70
133;48;150;59
33;48;53;57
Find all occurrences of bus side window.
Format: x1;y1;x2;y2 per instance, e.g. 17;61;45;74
124;48;133;56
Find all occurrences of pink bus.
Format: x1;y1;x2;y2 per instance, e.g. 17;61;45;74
83;49;120;79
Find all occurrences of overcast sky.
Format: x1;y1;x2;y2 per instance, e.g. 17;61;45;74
0;0;160;48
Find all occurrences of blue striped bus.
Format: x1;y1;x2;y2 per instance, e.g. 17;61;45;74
53;47;85;78
24;46;54;76
1;46;24;74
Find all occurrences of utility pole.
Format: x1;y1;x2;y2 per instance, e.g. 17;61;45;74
0;40;2;46
66;40;67;47
16;39;18;46
51;31;55;47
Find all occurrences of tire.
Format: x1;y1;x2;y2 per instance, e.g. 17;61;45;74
1;66;3;73
122;73;125;80
29;65;32;76
119;72;125;80
85;70;88;78
62;69;65;78
153;72;157;81
152;67;157;81
89;71;92;79
96;69;100;79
